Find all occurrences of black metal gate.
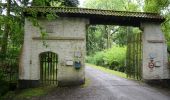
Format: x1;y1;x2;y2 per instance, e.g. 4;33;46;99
126;32;142;80
40;52;58;85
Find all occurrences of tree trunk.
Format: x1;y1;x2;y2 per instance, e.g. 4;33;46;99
104;25;110;49
1;0;11;56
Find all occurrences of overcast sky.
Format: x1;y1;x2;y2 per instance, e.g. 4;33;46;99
79;0;85;7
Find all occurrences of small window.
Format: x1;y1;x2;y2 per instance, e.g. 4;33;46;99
46;25;54;33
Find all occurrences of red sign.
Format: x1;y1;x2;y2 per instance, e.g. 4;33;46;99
148;62;154;69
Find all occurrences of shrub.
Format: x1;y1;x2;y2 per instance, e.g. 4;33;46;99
0;80;9;97
86;51;105;66
103;46;126;72
93;51;105;66
86;45;126;72
0;69;9;97
86;56;95;64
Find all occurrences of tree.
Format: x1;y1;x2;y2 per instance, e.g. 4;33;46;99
1;0;11;56
0;0;79;58
84;0;140;55
32;0;79;7
84;0;140;11
144;0;170;13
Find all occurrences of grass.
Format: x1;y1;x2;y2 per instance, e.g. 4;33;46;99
2;86;56;100
16;87;48;99
86;63;127;79
81;78;91;88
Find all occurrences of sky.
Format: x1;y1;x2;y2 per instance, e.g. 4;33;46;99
79;0;85;7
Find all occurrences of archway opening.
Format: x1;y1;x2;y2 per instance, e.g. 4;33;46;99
39;51;58;85
86;25;143;79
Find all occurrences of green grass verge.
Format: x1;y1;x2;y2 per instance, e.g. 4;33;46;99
86;63;127;79
81;78;91;88
16;87;47;99
2;86;56;100
15;86;56;99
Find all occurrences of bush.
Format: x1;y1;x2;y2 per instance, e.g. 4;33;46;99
86;45;126;72
103;46;126;72
86;51;105;67
0;69;9;97
0;80;9;97
86;56;95;64
93;51;105;66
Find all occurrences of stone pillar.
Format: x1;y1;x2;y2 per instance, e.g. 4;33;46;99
141;22;170;80
18;19;40;89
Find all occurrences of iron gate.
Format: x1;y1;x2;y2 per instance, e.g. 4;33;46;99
126;32;142;80
40;52;58;85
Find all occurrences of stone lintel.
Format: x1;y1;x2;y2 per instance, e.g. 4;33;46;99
32;37;85;40
147;40;165;43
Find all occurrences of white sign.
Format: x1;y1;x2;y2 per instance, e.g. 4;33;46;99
66;60;73;66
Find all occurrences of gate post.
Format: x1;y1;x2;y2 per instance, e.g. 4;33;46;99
18;19;40;89
141;22;170;80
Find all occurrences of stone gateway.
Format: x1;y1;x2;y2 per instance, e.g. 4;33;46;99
19;7;170;88
19;17;88;88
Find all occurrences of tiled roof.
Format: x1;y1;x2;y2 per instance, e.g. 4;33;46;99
24;7;165;26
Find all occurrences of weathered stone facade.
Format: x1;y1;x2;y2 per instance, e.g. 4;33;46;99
19;7;170;88
19;17;89;88
141;22;170;79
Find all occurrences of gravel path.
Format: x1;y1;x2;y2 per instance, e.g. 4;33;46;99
32;65;170;100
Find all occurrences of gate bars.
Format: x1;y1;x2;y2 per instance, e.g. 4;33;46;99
126;32;142;80
40;52;58;85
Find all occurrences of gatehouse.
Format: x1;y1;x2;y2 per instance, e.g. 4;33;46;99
19;7;170;88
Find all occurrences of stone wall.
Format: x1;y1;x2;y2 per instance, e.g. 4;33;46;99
19;17;89;88
142;22;170;79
